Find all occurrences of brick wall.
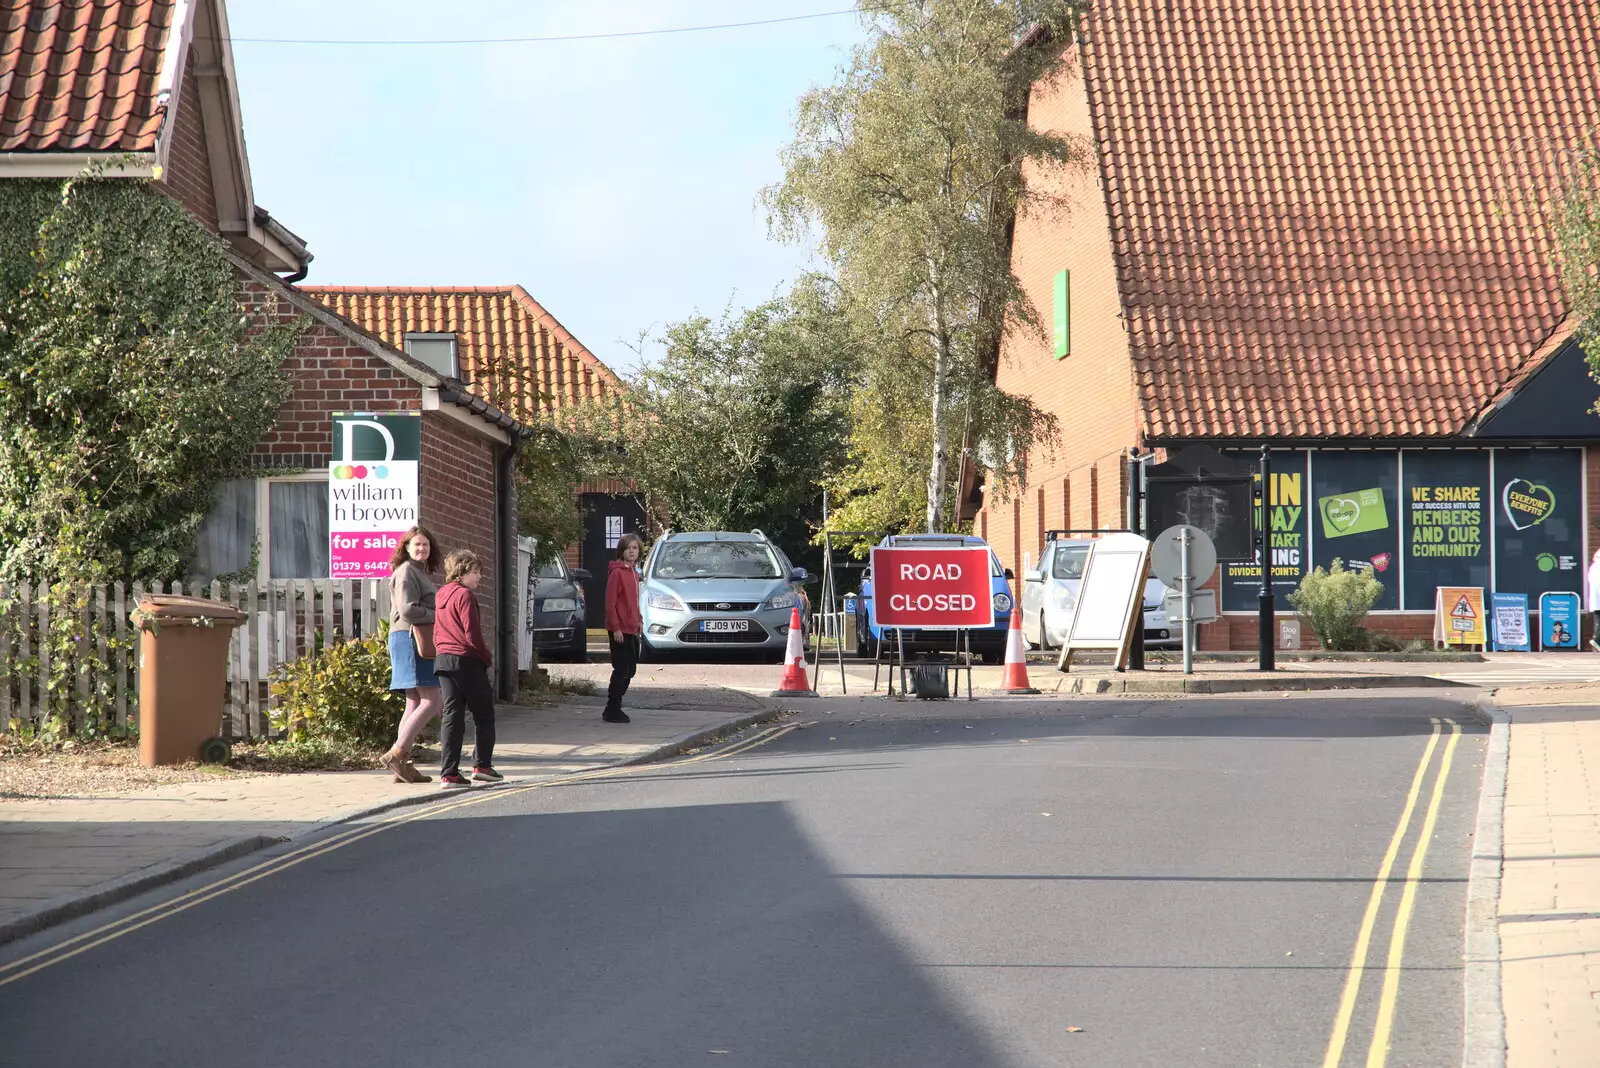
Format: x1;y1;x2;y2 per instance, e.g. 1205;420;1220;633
421;412;501;656
240;279;422;469
157;53;220;231
979;43;1141;578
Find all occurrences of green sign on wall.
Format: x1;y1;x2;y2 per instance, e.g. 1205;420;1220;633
1053;269;1070;359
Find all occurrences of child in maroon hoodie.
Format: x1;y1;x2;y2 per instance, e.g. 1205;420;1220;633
603;534;644;723
432;550;498;787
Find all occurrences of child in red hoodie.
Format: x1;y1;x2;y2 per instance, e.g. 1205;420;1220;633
603;534;644;723
431;550;498;787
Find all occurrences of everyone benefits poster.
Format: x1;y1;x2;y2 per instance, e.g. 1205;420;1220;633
1492;448;1583;599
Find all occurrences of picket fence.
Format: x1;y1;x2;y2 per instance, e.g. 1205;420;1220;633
0;579;392;740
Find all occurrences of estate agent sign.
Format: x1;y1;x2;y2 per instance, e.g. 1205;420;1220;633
328;413;422;579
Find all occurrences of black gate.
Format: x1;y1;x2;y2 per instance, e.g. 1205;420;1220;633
579;493;647;627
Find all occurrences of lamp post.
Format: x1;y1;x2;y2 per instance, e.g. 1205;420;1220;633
1127;449;1145;671
1257;445;1275;671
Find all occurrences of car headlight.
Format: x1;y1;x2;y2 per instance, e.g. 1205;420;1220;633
647;590;685;611
992;592;1013;612
764;592;798;611
1054;589;1076;611
541;597;577;613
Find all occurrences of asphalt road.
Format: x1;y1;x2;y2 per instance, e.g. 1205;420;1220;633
0;692;1487;1068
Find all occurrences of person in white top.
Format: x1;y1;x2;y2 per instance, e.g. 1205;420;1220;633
1588;548;1600;651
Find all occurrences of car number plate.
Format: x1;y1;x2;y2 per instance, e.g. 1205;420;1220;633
702;619;745;633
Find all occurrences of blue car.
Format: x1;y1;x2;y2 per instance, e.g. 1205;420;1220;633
852;534;1015;663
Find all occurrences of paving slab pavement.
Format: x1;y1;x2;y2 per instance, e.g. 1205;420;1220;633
1489;682;1600;1068
0;687;782;945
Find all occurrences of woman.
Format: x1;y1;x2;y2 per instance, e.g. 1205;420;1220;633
383;526;442;783
603;534;645;724
433;550;499;788
1588;547;1600;651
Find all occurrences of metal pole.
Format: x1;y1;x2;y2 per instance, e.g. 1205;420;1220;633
896;627;907;698
1181;526;1193;675
1127;450;1146;671
1258;446;1276;671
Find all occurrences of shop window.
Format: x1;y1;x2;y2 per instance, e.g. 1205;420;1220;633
404;332;458;378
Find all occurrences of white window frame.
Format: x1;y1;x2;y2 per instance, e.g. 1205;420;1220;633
257;471;330;584
404;332;459;378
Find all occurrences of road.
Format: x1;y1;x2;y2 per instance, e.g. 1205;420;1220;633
0;689;1487;1067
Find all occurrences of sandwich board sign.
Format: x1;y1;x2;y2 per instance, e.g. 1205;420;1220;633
1057;533;1152;672
1433;586;1487;647
1490;592;1530;652
1538;591;1580;650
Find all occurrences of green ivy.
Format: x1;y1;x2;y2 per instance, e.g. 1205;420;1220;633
0;177;302;584
0;581;137;739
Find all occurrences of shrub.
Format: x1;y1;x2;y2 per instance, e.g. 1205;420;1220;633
1287;559;1384;651
269;628;401;747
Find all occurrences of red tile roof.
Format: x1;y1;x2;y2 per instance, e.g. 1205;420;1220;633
0;1;173;152
302;287;625;417
1077;0;1600;440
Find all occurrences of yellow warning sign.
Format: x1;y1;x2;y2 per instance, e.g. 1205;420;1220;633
1434;587;1486;646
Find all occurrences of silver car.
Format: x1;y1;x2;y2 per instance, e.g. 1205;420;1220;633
1021;537;1179;651
640;530;808;661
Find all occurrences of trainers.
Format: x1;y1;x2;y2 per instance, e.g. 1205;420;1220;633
472;766;503;782
1590;639;1600;652
602;711;631;724
440;773;472;788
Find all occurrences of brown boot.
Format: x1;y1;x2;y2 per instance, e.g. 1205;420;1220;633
395;747;430;783
380;748;410;782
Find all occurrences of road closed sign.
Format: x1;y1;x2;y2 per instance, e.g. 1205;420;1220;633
870;546;995;629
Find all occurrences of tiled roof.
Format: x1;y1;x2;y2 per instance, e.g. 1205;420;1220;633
0;1;173;152
1079;0;1600;440
302;287;625;416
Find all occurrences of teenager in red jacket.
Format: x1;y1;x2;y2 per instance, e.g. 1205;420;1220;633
431;549;498;787
603;534;644;723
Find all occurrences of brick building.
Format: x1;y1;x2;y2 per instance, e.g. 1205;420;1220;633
979;0;1600;650
301;287;633;622
0;0;530;686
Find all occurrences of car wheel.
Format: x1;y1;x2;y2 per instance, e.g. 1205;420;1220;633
1035;610;1050;651
567;627;589;662
638;637;656;663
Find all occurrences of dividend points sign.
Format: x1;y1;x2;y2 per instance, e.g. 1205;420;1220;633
870;546;994;629
329;413;421;579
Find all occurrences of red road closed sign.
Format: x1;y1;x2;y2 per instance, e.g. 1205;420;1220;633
870;546;995;629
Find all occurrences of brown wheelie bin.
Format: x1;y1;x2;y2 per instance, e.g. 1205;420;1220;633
132;595;247;767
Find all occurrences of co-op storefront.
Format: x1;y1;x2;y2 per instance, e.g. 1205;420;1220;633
1208;445;1586;648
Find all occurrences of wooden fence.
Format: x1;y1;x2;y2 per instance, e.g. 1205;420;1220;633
0;579;391;740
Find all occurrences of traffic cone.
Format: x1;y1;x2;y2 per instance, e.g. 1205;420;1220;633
770;606;819;697
995;602;1039;694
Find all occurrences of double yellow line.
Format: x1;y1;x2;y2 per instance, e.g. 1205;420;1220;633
0;721;800;989
1322;716;1462;1068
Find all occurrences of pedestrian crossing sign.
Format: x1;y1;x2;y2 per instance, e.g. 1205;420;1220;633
1434;586;1486;647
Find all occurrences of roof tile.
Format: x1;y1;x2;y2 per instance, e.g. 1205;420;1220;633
0;1;171;152
1079;0;1599;438
300;287;625;418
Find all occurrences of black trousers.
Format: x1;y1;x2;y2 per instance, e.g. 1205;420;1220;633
606;635;640;715
436;657;496;776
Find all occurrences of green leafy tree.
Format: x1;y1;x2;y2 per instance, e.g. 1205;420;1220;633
574;279;859;553
0;177;299;583
765;0;1086;532
1554;144;1600;375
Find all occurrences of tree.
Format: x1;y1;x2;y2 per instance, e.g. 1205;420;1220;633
573;279;859;555
0;178;299;583
765;0;1086;532
1554;144;1600;374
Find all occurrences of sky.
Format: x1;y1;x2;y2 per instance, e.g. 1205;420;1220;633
226;2;870;376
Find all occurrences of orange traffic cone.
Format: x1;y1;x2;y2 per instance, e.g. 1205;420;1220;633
770;606;819;697
995;602;1039;694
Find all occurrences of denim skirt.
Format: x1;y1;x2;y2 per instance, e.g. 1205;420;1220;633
389;629;438;690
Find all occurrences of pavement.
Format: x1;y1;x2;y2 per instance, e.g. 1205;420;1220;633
0;682;781;944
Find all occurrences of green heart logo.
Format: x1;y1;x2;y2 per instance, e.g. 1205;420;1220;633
1502;479;1554;530
1325;497;1360;532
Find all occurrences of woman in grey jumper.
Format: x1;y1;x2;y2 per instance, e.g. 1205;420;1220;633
383;525;443;783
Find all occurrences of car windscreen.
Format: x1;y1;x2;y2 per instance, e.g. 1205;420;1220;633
536;560;566;579
1052;545;1090;580
652;541;781;579
890;540;1004;577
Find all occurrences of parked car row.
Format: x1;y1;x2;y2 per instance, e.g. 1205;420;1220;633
1020;536;1180;651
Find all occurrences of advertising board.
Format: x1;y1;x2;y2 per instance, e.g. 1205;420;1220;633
328;413;422;580
869;546;994;630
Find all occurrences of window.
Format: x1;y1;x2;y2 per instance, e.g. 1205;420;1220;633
605;515;624;549
404;332;458;378
652;541;780;580
190;473;330;583
1052;544;1090;580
